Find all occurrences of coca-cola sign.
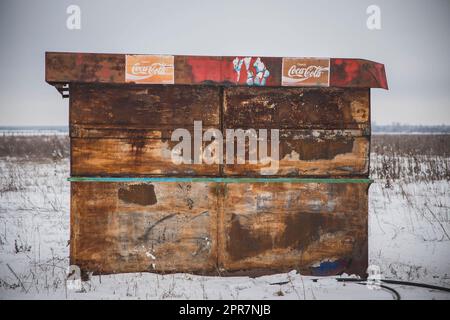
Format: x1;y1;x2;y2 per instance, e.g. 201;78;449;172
126;55;174;84
282;58;330;86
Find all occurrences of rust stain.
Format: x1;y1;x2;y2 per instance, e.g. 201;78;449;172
128;138;146;155
281;137;354;160
227;211;346;261
228;213;273;261
282;213;343;250
118;184;157;206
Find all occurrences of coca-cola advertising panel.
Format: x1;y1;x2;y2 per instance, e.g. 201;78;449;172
282;57;330;86
126;55;174;84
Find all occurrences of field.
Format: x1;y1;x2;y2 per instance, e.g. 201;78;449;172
0;134;449;299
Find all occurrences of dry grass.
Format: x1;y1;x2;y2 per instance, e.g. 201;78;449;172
371;134;450;157
0;135;69;160
370;134;450;182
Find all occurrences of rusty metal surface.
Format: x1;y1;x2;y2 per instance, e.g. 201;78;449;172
69;84;222;176
70;130;368;177
219;182;368;276
70;85;369;177
222;129;369;177
71;181;368;276
330;58;388;89
46;52;125;83
46;52;388;89
70;84;220;127
224;87;370;129
71;136;220;176
71;182;218;274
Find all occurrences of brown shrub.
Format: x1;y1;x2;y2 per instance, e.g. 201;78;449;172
0;135;69;160
370;134;450;182
371;134;450;157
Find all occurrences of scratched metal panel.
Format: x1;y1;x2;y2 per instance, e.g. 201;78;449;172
223;87;369;176
223;129;369;177
70;84;220;127
70;128;368;177
218;182;368;277
69;84;221;176
71;135;220;176
70;182;218;275
71;181;368;276
224;87;370;129
69;86;369;177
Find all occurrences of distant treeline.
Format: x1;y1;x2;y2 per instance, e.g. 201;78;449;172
372;123;450;133
0;126;68;136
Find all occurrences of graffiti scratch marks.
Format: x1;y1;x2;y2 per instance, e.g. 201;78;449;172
138;213;176;242
233;57;270;86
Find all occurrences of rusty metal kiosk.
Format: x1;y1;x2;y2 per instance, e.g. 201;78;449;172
46;53;387;277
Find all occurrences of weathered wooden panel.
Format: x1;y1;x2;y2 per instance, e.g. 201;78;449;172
223;130;369;176
224;87;370;129
218;182;368;276
71;135;220;176
70;84;220;127
71;182;218;274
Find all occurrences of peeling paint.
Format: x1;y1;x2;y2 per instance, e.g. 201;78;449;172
233;57;271;86
118;184;157;206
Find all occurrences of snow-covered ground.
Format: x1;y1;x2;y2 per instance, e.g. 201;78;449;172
0;157;449;300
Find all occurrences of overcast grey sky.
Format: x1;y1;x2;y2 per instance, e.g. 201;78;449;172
0;0;449;125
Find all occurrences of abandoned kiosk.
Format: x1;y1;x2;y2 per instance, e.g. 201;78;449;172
46;53;388;277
